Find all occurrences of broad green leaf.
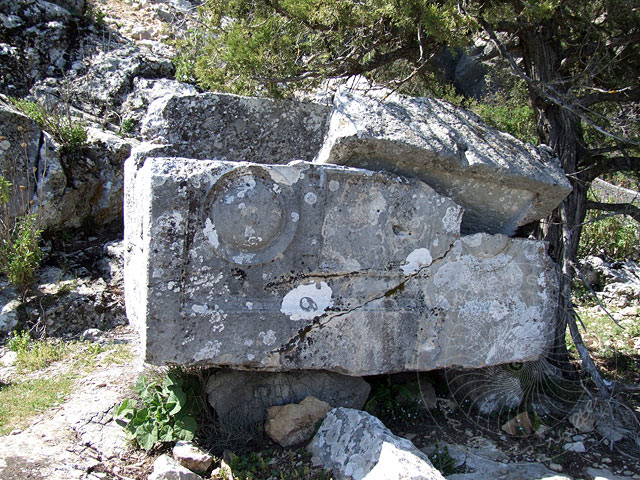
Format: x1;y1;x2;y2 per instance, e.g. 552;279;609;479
135;423;158;451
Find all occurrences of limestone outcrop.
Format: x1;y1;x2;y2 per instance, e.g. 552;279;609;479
124;156;558;374
315;88;572;235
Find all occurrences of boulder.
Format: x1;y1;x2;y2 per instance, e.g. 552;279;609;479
140;92;332;162
125;158;558;374
205;370;370;426
314;87;571;235
35;127;134;230
264;395;331;447
308;407;445;480
0;98;41;217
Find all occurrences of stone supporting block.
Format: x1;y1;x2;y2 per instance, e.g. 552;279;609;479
124;158;558;375
315;88;572;235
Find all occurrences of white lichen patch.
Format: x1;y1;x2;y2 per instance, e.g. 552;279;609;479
400;248;433;275
203;217;219;248
304;192;318;205
291;212;299;222
329;180;340;191
281;281;333;321
193;340;222;361
259;329;276;346
232;252;256;264
442;205;462;233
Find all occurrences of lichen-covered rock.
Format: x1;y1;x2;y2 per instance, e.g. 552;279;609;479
149;454;203;480
308;408;445;480
205;370;370;426
35;127;134;230
0;0;80;96
125;157;558;374
315;87;572;235
0;98;41;217
140;92;332;162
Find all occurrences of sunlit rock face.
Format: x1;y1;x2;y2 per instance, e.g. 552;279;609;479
124;157;558;374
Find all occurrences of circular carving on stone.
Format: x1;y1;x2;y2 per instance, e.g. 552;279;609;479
203;166;299;265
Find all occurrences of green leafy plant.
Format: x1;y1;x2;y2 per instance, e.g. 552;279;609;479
429;441;457;475
118;118;134;137
84;2;106;27
8;330;68;372
0;175;43;292
114;373;198;451
10;99;87;156
7;329;31;354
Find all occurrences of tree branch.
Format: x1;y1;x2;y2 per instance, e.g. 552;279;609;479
585;156;640;180
586;200;640;222
579;85;640;107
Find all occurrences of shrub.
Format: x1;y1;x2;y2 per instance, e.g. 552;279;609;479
0;176;43;292
579;191;640;261
10;98;87;156
114;373;198;451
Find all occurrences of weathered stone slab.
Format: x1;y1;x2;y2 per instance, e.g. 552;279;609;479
124;158;557;374
308;407;445;480
140;92;332;163
315;88;572;235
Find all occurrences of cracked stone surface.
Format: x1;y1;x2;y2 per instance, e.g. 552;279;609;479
314;87;572;235
125;158;558;375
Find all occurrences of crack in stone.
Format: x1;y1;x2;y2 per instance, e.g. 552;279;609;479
271;240;458;357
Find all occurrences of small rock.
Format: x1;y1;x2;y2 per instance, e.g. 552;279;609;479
563;441;586;453
265;395;332;447
501;411;534;436
549;463;563;472
569;401;596;433
149;454;202;480
81;328;104;342
173;441;213;473
1;351;17;367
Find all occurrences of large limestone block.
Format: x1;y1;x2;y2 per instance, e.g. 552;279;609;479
140;92;331;163
124;158;557;374
308;407;445;480
315;88;572;235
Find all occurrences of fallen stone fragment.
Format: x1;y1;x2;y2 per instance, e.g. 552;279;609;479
125;158;558;374
149;455;202;480
205;370;370;426
308;407;445;480
173;441;213;473
563;441;586;453
140;92;331;163
501;412;534;436
265;395;331;447
315;87;572;235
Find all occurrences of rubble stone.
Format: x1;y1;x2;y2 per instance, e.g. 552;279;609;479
308;407;445;480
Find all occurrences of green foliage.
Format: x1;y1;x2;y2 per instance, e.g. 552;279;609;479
365;375;422;423
469;96;538;145
118;118;134;137
0;175;43;292
0;377;73;435
8;331;68;373
10;99;87;155
84;2;106;27
429;441;457;476
114;373;198;451
175;0;471;96
579;192;640;261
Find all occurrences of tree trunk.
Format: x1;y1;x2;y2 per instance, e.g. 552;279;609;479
519;22;589;372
